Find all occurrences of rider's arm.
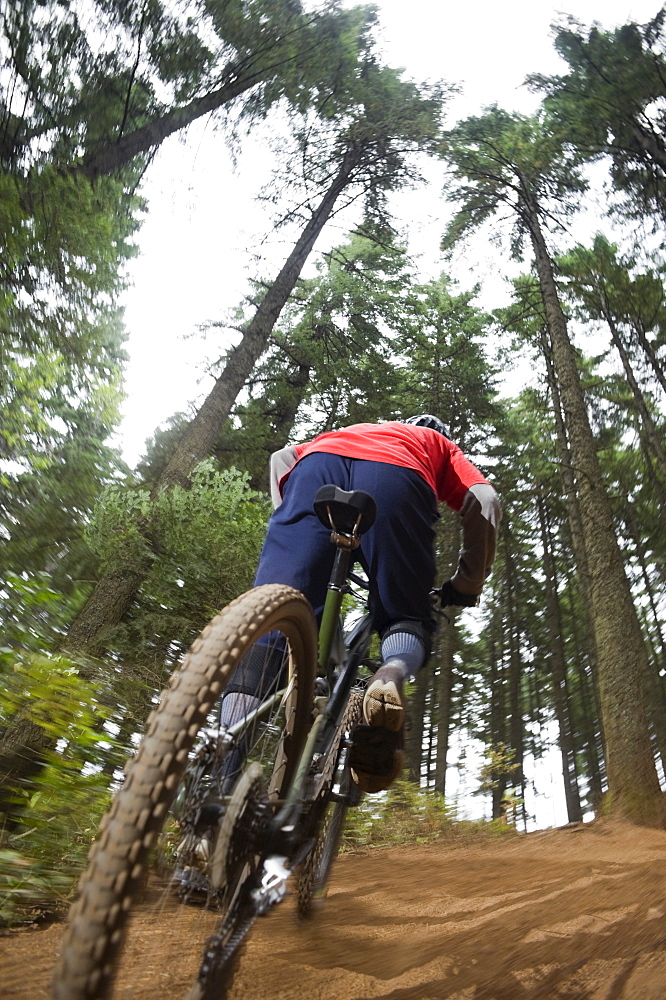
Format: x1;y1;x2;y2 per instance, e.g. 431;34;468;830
433;439;501;598
449;482;501;596
268;445;300;507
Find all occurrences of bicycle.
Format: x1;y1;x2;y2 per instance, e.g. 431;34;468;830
52;484;382;1000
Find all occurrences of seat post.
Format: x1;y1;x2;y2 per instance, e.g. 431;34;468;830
318;540;352;674
313;485;377;676
328;544;353;592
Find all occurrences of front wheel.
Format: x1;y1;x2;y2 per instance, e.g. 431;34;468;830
53;584;317;1000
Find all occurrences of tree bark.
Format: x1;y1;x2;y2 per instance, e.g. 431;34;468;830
503;531;526;826
525;191;665;826
564;569;605;813
79;74;258;179
433;646;454;798
433;514;459;797
158;145;364;491
0;717;52;825
629;120;666;175
622;509;666;771
488;608;508;820
540;327;595;625
405;668;429;783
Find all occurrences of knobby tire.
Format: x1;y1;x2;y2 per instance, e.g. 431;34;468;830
52;584;317;1000
297;689;364;918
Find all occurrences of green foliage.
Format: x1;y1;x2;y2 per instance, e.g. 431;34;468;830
0;163;135;599
528;13;666;223
85;484;154;574
341;780;518;849
475;744;525;827
1;0;380;176
86;462;270;666
0;649;120;923
476;743;519;793
393;273;501;451
209;227;499;476
0;573;74;653
228;222;416;451
0;463;270;926
204;0;380;123
0;169;133;475
440;106;587;259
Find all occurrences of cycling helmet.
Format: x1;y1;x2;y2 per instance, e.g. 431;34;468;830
404;414;450;438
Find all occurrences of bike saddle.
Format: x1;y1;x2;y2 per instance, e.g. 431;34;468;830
313;485;377;536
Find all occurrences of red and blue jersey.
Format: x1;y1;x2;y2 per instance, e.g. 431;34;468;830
287;421;490;512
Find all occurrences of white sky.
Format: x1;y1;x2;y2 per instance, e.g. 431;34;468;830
115;0;661;828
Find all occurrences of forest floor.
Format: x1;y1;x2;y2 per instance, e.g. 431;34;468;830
1;818;665;1000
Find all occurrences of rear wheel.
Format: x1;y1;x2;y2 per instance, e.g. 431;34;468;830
297;689;364;918
53;584;317;1000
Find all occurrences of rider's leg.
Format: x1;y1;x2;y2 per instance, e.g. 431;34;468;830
363;624;428;730
253;452;356;616
217;639;283;788
218;453;356;781
349;461;438;734
349;622;430;793
220;452;350;732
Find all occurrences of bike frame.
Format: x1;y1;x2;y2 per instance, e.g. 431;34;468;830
272;538;372;836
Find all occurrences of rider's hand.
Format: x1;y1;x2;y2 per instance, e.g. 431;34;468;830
438;580;479;608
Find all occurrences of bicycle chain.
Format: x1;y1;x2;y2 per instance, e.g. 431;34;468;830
312;688;364;802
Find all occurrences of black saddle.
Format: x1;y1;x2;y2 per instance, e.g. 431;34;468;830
313;485;376;537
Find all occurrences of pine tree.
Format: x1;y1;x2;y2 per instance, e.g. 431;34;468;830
440;107;664;826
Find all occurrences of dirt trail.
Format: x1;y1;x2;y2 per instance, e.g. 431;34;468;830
2;819;665;999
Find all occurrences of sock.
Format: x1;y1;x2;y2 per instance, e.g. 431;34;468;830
219;691;261;729
217;691;261;789
379;632;426;681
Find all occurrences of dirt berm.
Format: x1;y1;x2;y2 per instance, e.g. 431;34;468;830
1;819;665;999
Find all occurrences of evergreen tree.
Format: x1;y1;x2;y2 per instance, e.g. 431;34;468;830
65;64;447;653
528;11;666;223
440;107;664;826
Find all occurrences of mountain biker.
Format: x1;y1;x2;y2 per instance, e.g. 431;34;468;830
224;416;501;792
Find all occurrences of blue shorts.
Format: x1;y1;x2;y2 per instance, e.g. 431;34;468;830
254;453;438;635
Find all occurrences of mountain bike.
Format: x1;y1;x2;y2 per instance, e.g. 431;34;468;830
52;484;380;1000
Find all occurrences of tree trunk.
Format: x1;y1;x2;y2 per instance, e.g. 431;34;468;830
405;668;429;783
536;490;583;823
540;327;595;623
433;629;454;798
622;510;666;771
632;317;666;395
66;144;364;652
158;145;363;491
75;21;329;182
0;144;368;807
0;717;52;825
601;300;666;481
564;570;605;814
256;363;312;494
504;532;526;825
629;120;666;175
433;514;459;797
65;568;148;654
526;195;665;826
488;609;508;821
